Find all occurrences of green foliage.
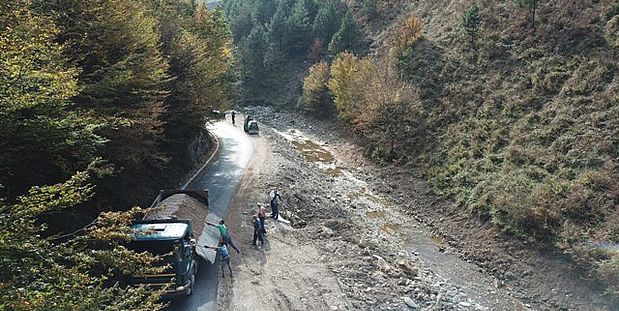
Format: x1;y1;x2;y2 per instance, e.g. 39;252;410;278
361;0;378;19
462;4;481;50
287;0;316;53
0;0;103;198
269;0;290;51
312;0;340;41
302;61;330;113
0;167;165;310
329;10;364;54
224;0;347;105
1;0;235;307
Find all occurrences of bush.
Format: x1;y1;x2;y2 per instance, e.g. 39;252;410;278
302;60;330;113
327;52;371;121
389;14;423;60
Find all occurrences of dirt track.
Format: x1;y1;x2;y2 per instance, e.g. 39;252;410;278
216;108;616;311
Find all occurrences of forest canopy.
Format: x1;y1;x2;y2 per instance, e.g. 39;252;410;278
0;0;234;308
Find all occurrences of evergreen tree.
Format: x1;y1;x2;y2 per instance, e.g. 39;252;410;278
269;0;290;51
361;0;377;19
329;10;364;54
254;0;277;25
462;4;481;50
239;25;268;81
287;0;315;53
312;0;340;42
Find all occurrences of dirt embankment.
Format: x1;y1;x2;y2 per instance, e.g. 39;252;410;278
217;108;616;311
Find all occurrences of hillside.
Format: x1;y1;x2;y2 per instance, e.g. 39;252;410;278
351;0;619;296
225;0;619;301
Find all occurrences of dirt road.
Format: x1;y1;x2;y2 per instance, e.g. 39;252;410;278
216;108;616;311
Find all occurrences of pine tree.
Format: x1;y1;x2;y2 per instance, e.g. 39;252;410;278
328;10;363;54
462;4;481;50
312;0;340;41
287;0;315;53
269;0;290;51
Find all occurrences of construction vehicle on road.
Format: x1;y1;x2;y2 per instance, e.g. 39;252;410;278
129;190;220;297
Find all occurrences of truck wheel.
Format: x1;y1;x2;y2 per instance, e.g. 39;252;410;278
187;273;195;296
187;261;197;296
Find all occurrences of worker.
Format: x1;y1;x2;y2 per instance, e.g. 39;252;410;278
206;241;233;278
207;220;240;254
251;215;264;246
257;203;267;233
269;188;282;220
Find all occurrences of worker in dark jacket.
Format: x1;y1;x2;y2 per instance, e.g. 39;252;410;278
251;215;264;246
269;188;282;220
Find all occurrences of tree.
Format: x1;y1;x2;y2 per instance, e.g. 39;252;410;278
302;60;330;113
389;14;423;61
269;0;290;52
0;0;103;198
240;25;268;80
361;0;377;19
312;0;340;41
327;52;373;121
328;10;364;54
287;0;315;53
462;4;481;51
0;166;165;310
515;0;539;29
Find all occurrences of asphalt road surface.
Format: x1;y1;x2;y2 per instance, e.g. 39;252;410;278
167;119;252;311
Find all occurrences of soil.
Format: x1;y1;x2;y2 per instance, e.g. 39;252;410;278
216;107;617;311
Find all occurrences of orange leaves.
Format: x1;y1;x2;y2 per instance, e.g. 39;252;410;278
302;60;330;113
389;14;423;60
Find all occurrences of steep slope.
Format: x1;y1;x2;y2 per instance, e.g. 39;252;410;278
325;0;619;299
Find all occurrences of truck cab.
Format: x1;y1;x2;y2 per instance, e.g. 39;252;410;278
130;220;198;297
128;190;218;298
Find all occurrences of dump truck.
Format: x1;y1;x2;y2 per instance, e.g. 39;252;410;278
129;190;221;297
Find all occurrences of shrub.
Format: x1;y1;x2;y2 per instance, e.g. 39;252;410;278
302;60;330;113
389;14;423;60
327;52;370;121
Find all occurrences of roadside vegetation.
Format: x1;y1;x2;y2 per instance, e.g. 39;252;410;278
241;0;618;300
0;0;234;308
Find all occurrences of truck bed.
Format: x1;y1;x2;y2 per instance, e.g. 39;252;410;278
144;191;221;264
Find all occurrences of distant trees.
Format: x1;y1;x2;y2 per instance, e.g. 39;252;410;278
312;0;340;41
222;0;366;100
361;0;378;19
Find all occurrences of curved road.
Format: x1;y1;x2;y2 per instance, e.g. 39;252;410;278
167;120;252;311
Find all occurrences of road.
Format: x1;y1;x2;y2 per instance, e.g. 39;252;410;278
167;119;252;311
